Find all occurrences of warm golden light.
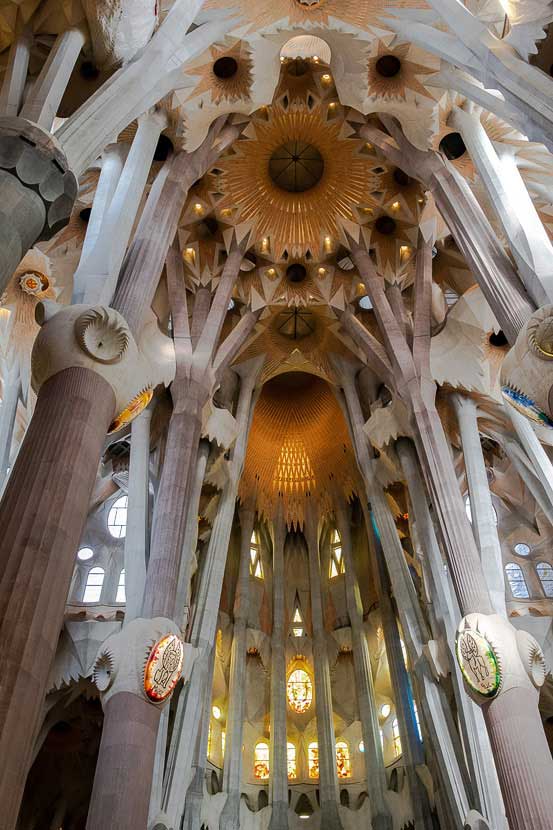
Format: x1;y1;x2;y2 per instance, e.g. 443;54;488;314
194;202;204;215
212;705;221;720
391;201;400;210
318;267;326;276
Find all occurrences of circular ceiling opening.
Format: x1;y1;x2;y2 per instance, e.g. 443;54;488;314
286;263;307;283
439;132;467;160
376;55;401;78
213;56;239;79
269;141;324;193
393;168;410;187
374;215;396;235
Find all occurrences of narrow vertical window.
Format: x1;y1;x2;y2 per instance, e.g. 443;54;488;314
335;741;351;778
287;742;297;779
221;730;226;758
392;718;402;758
308;742;319;778
505;563;529;598
116;569;126;603
537;562;553;598
108;494;128;538
83;567;105;603
250;530;264;579
254;741;270;779
329;528;345;578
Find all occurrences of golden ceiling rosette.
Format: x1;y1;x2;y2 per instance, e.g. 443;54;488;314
211;101;383;260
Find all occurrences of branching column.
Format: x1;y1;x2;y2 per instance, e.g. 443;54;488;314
304;501;343;830
451;395;506;617
268;503;289;830
123;407;152;623
334;501;391;830
219;506;256;830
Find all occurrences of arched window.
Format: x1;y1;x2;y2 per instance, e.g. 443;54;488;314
505;563;529;598
291;602;305;637
287;742;297;779
116;569;126;603
514;542;531;556
379;729;384;752
83;567;104;603
287;669;313;713
250;530;263;579
380;703;391;720
329;528;345;578
254;741;270;779
308;742;319;778
537;562;553;598
392;718;402;758
108;495;128;538
358;740;364;752
335;741;351;778
77;547;94;561
221;730;226;758
207;723;213;760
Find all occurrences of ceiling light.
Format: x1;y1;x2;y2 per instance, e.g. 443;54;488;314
212;705;221;720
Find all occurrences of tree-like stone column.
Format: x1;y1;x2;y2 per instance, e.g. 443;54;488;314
334;501;391;830
451;394;506;617
268;502;289;830
0;369;20;493
304;501;343;830
219;505;256;830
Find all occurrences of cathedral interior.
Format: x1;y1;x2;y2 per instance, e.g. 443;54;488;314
5;1;553;829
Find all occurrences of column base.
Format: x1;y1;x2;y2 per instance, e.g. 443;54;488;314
319;800;343;830
268;801;288;830
219;792;241;830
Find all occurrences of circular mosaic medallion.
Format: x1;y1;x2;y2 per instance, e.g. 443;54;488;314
456;628;500;698
144;634;184;702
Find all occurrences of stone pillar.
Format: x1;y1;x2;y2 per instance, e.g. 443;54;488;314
20;27;86;130
123;407;152;623
396;437;507;830
451;394;506;617
268;503;289;830
219;506;256;830
0;118;77;294
372;538;434;830
0;30;32;117
304;501;342;830
74;109;167;306
334;502;391;830
506;405;553;513
0;367;115;829
451;105;553;307
0;370;20;492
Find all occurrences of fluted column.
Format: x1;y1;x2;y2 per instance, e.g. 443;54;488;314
304;500;342;830
123;407;152;623
396;437;507;830
334;502;391;830
219;506;256;830
268;503;288;830
0;368;115;829
451;394;506;617
0;370;20;493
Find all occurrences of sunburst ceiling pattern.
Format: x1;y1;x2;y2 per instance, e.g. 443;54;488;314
240;372;359;527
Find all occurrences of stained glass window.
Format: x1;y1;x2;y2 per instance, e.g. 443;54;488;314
77;547;94;561
254;741;270;779
514;542;531;556
83;567;104;603
392;718;402;758
287;742;297;779
505;563;529;598
329;529;345;578
292;606;305;638
413;702;422;742
207;723;213;760
537;562;553;597
108;495;128;538
221;730;226;758
116;569;126;603
308;742;319;778
335;741;351;778
250;530;264;579
287;669;313;713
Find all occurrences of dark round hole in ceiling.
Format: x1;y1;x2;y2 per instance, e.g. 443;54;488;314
213;56;239;79
374;215;396;235
439;132;467;161
80;61;100;81
154;134;174;162
287;57;309;77
286;263;307;283
489;330;509;347
269;141;324;193
393;168;410;187
79;207;92;223
375;55;401;78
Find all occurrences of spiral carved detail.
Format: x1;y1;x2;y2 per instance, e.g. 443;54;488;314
74;307;129;364
527;305;553;359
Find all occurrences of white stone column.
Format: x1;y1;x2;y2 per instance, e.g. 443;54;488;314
123;407;152;623
334;502;391;830
73;108;167;306
219;506;256;830
268;504;288;830
450;104;553;307
0;371;20;494
20;28;86;130
506;405;553;514
0;30;32;117
451;394;507;617
304;501;343;830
